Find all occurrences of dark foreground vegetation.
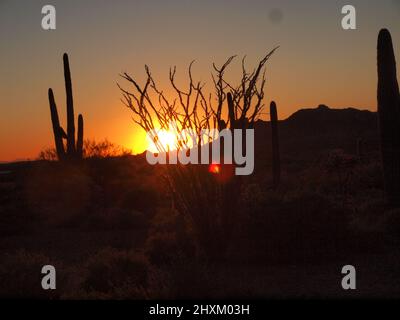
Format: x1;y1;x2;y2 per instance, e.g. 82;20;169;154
1;105;400;299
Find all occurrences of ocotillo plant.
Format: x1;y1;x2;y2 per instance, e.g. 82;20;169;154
48;53;84;161
270;101;280;188
119;51;276;259
227;92;236;129
377;29;400;205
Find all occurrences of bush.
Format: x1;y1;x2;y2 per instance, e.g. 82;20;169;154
37;139;131;161
84;207;148;230
78;248;149;299
83;139;131;159
236;188;353;264
146;258;215;299
145;231;195;266
145;208;196;266
24;163;93;226
0;250;65;299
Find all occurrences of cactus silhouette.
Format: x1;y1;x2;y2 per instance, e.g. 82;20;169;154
377;29;400;205
48;89;66;160
270;101;280;188
48;53;84;161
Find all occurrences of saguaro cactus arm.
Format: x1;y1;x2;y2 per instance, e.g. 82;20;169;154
48;89;66;160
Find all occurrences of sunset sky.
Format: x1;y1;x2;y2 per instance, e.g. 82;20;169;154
1;0;400;161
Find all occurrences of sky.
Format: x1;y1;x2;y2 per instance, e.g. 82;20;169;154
1;0;400;161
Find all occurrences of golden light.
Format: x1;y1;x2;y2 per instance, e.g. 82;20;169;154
144;123;214;154
147;129;178;153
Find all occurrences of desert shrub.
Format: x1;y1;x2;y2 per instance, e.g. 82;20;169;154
321;149;358;198
85;157;160;215
37;148;57;161
83;139;131;159
78;247;149;299
26;153;158;224
347;198;400;254
0;250;65;299
145;229;195;266
82;207;148;231
145;232;180;266
145;207;196;266
23;156;159;231
115;187;159;214
350;160;383;190
24;163;93;227
150;207;182;233
79;208;150;249
146;258;215;299
99;179;160;215
351;198;387;231
290;152;382;203
0;181;37;236
383;208;400;242
236;187;353;264
37;139;131;161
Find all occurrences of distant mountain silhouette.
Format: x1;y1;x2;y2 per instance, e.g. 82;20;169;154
254;104;379;166
0;105;379;168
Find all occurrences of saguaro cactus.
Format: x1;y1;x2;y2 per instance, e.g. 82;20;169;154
48;53;84;161
270;101;280;188
377;29;400;205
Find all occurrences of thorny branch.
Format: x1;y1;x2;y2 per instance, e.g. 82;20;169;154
118;47;278;153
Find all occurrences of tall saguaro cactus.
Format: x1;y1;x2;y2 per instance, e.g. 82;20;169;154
63;54;76;156
377;29;400;205
270;101;280;188
48;53;84;161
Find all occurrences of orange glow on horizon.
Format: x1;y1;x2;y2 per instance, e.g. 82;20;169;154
146;128;179;153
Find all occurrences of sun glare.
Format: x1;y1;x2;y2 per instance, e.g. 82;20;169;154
147;129;178;153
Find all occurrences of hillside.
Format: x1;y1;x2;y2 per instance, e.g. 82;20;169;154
255;105;379;170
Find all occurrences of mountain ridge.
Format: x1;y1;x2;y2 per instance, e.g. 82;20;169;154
0;105;379;165
254;104;379;165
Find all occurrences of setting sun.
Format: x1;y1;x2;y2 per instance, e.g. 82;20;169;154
147;129;178;153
